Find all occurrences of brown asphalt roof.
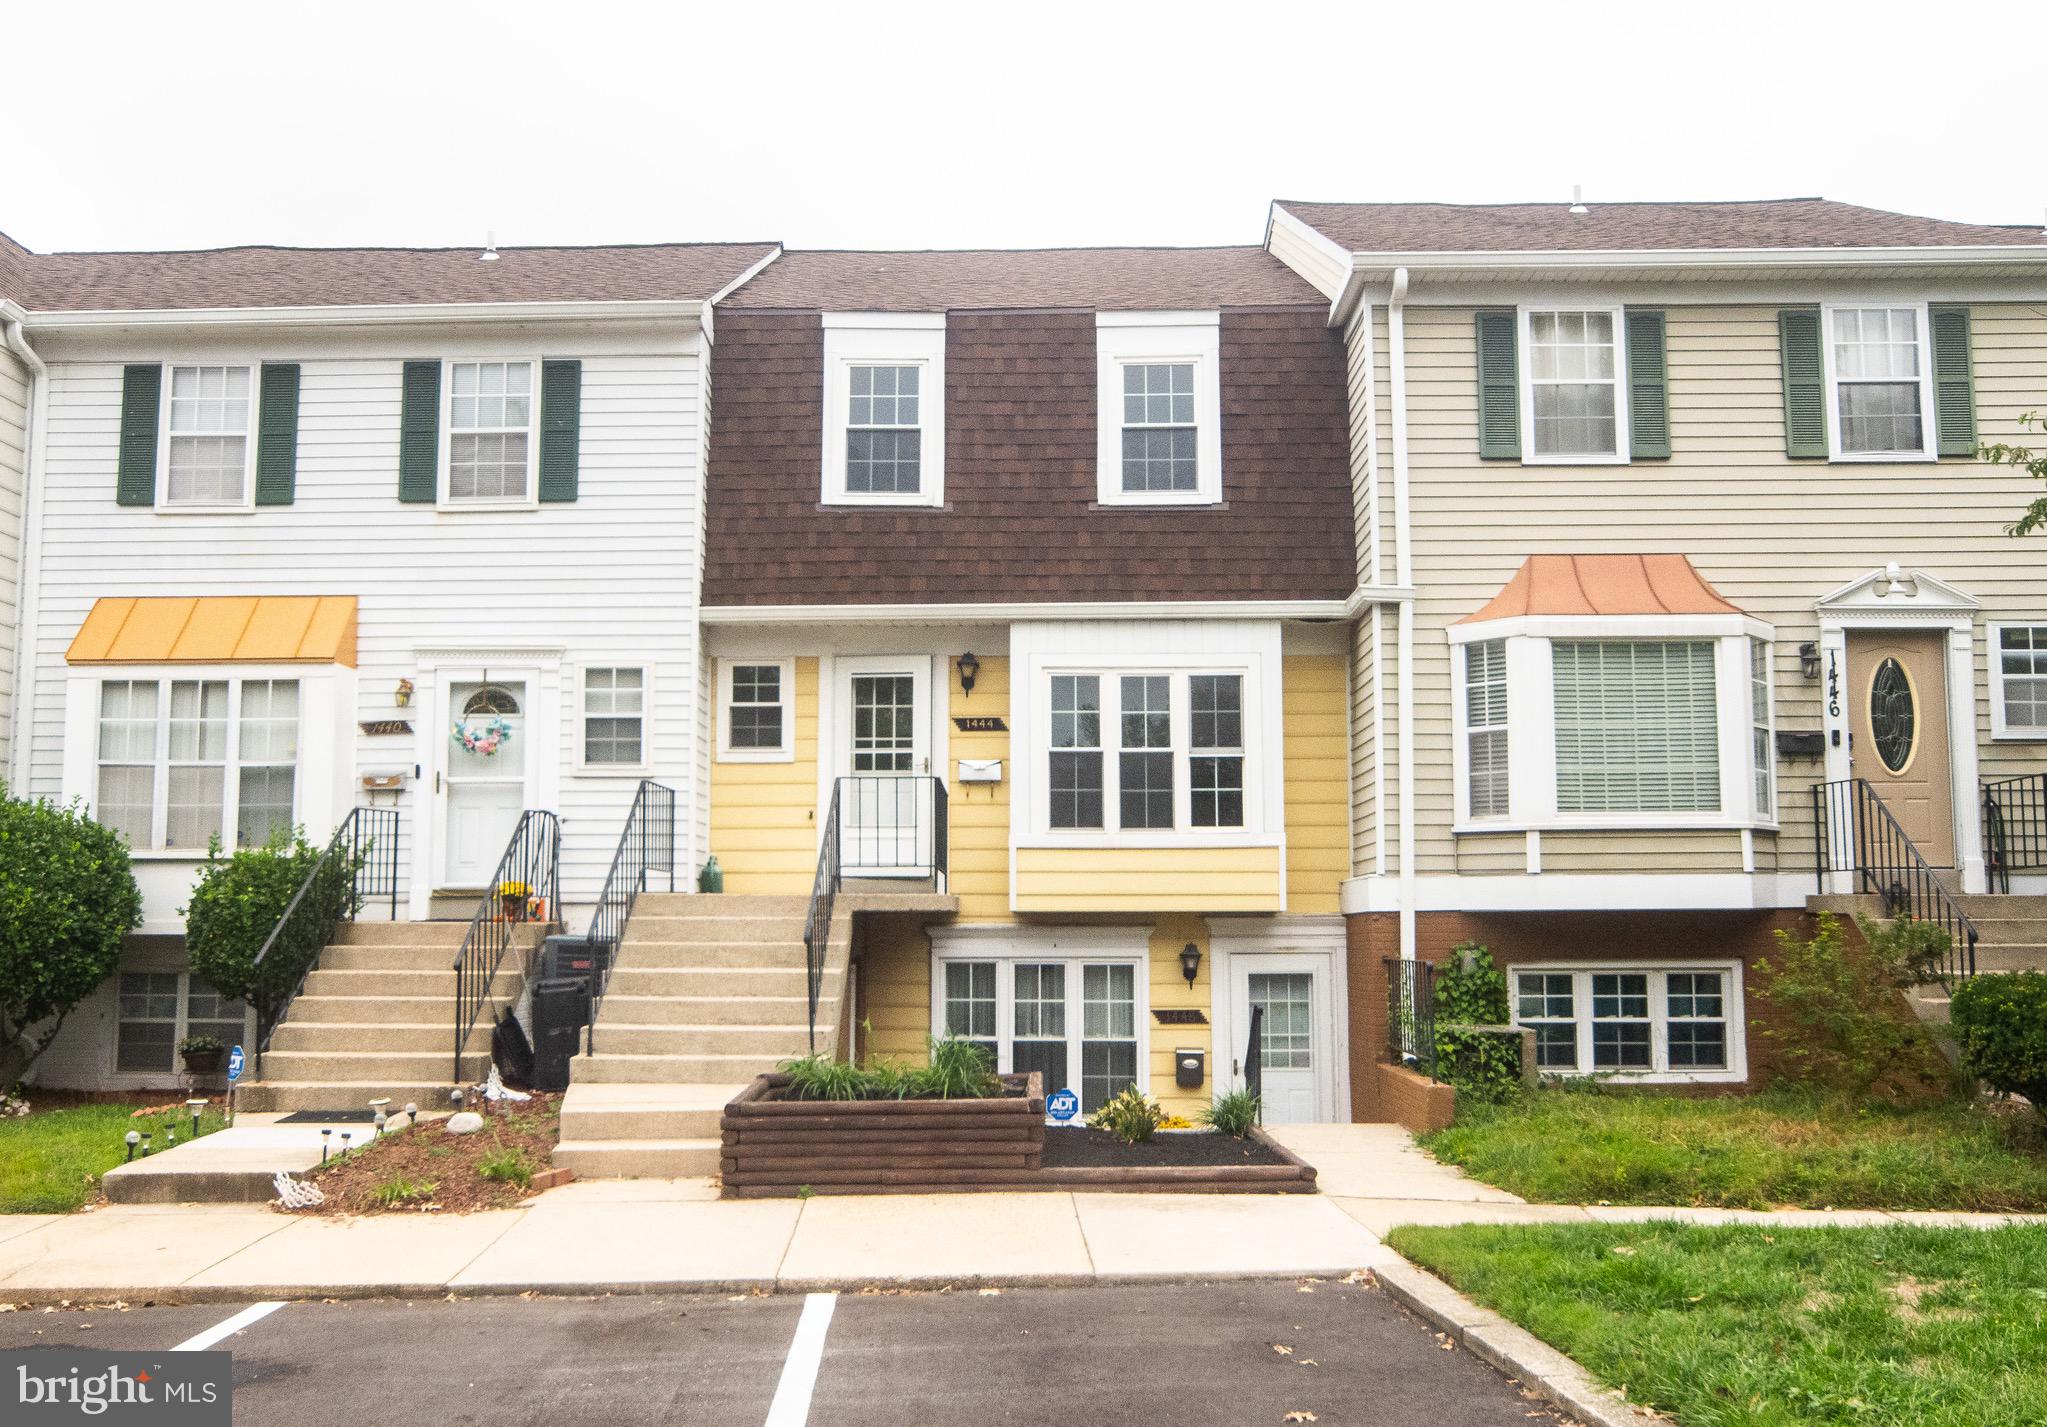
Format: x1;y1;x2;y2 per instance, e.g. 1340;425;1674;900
0;238;780;312
718;245;1324;310
1276;198;2047;253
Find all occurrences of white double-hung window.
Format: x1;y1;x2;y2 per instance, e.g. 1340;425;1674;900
1096;312;1222;504
95;676;300;851
1463;640;1510;819
1824;305;1934;459
162;365;255;507
1511;964;1745;1082
1042;670;1249;834
445;360;537;504
1992;625;2047;738
822;314;945;506
1521;308;1627;462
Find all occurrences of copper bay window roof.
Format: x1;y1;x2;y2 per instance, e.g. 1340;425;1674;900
1457;555;1741;624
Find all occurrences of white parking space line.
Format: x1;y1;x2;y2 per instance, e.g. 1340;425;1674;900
762;1291;837;1427
172;1301;286;1352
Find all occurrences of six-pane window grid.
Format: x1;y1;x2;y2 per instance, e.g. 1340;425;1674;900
97;678;298;851
1515;973;1578;1070
448;360;533;501
116;971;249;1074
1527;312;1618;457
847;364;922;494
1465;639;1510;817
1250;972;1312;1070
727;664;784;750
1119;675;1173;829
1049;674;1103;829
851;675;915;772
1120;362;1198;492
2000;627;2047;729
1515;969;1728;1073
1832;308;1923;454
583;667;645;765
1081;963;1138;1110
165;365;252;505
943;961;998;1066
1552;640;1719;813
1012;962;1067;1088
1189;673;1245;828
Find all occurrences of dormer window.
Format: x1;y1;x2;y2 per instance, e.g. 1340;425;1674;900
822;314;945;507
1096;313;1222;505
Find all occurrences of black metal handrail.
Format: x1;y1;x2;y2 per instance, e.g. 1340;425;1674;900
1812;778;1978;985
583;780;677;1054
452;810;561;1082
1385;956;1439;1080
803;781;843;1056
1983;772;2047;893
250;807;400;1077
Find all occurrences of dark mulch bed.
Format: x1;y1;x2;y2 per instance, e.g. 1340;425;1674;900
292;1093;560;1214
1043;1127;1286;1169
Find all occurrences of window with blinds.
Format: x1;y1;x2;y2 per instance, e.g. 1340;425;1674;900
1553;641;1719;813
1465;640;1509;817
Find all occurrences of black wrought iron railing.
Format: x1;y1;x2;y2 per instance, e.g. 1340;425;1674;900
803;780;844;1056
1243;1003;1265;1114
1983;772;2047;893
1384;956;1438;1079
583;780;677;1054
250;807;400;1077
452;810;561;1082
1812;778;1978;985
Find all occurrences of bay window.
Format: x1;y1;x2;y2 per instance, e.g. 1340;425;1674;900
1512;965;1743;1081
1553;640;1719;814
96;676;300;851
1464;640;1509;819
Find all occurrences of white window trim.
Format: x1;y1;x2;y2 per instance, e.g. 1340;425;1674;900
1448;615;1776;833
1517;305;1631;466
1988;621;2047;741
1510;960;1747;1085
1095;311;1223;506
1750;638;1777;819
113;968;256;1081
1820;301;1937;463
929;925;1153;1101
1459;639;1510;823
821;313;946;508
716;656;796;763
438;357;542;511
575;663;653;775
154;362;258;513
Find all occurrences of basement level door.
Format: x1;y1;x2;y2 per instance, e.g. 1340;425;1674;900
443;680;527;887
835;657;931;878
1231;957;1329;1125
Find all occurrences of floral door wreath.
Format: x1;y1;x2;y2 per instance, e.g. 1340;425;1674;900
454;713;514;756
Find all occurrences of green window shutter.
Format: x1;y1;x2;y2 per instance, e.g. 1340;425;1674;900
1474;310;1520;460
398;360;441;502
1625;309;1671;459
1930;305;1977;457
255;363;301;505
117;364;162;506
1778;308;1827;458
538;359;582;502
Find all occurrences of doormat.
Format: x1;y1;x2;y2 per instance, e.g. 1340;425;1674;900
275;1110;381;1124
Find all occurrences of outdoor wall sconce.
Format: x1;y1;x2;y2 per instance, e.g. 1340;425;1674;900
1799;642;1821;679
957;651;980;698
1180;942;1202;989
394;677;414;707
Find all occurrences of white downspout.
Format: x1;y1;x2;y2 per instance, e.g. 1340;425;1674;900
1388;269;1417;963
0;302;45;795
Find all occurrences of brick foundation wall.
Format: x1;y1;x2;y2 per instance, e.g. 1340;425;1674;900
1345;908;1818;1120
1375;1063;1457;1134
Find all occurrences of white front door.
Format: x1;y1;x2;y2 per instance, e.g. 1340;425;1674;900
443;679;527;887
1231;957;1329;1125
836;657;931;877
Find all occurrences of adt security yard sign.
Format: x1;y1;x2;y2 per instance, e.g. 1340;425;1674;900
226;1045;245;1083
1046;1088;1080;1123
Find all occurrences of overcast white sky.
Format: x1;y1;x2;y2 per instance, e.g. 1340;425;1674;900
8;0;2043;254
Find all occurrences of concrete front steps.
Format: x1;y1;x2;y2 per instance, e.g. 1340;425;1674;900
236;919;524;1115
1811;890;2047;1026
551;1083;740;1178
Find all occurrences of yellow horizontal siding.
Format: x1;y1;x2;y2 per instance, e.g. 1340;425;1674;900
946;656;1012;922
1014;845;1283;913
707;656;818;895
1283;652;1349;913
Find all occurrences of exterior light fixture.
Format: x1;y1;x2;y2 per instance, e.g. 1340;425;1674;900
957;652;980;698
1799;642;1821;680
404;1102;419;1129
321;1128;333;1163
140;1132;152;1156
187;1099;206;1141
1180;943;1202;989
340;1132;353;1156
124;1130;141;1162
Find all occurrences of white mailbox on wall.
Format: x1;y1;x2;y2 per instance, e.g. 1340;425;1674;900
957;758;1004;784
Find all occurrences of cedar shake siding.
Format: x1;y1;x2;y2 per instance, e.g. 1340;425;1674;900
703;306;1355;605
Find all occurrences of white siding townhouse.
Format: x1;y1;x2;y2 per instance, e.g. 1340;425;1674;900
0;232;778;1092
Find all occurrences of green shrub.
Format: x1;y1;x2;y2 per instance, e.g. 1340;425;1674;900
476;1149;534;1188
367;1174;438;1208
1200;1087;1260;1137
915;1035;998;1099
1750;912;1950;1099
1089;1086;1167;1144
864;1057;919;1100
1952;972;2047;1121
0;792;144;1083
1856;913;1955;986
1432;944;1523;1102
184;828;356;1027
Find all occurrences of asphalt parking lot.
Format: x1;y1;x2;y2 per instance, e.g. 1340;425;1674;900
1;1279;1570;1426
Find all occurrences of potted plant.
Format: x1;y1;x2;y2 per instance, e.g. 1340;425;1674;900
497;880;530;922
178;1034;226;1074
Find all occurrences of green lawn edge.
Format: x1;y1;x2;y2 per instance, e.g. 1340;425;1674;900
0;1103;228;1213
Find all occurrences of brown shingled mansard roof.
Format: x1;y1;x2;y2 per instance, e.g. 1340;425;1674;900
1275;197;2047;253
0;237;781;312
719;245;1324;310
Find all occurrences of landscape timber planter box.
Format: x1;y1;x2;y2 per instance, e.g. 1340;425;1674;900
721;1071;1046;1198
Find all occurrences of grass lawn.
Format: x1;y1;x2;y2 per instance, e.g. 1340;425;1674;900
1389;1222;2047;1427
0;1102;228;1213
1420;1088;2047;1211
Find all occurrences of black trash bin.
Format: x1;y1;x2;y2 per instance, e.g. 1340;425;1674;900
528;976;590;1092
538;933;604;986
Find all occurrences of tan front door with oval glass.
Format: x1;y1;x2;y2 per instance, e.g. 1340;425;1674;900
1846;630;1953;867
